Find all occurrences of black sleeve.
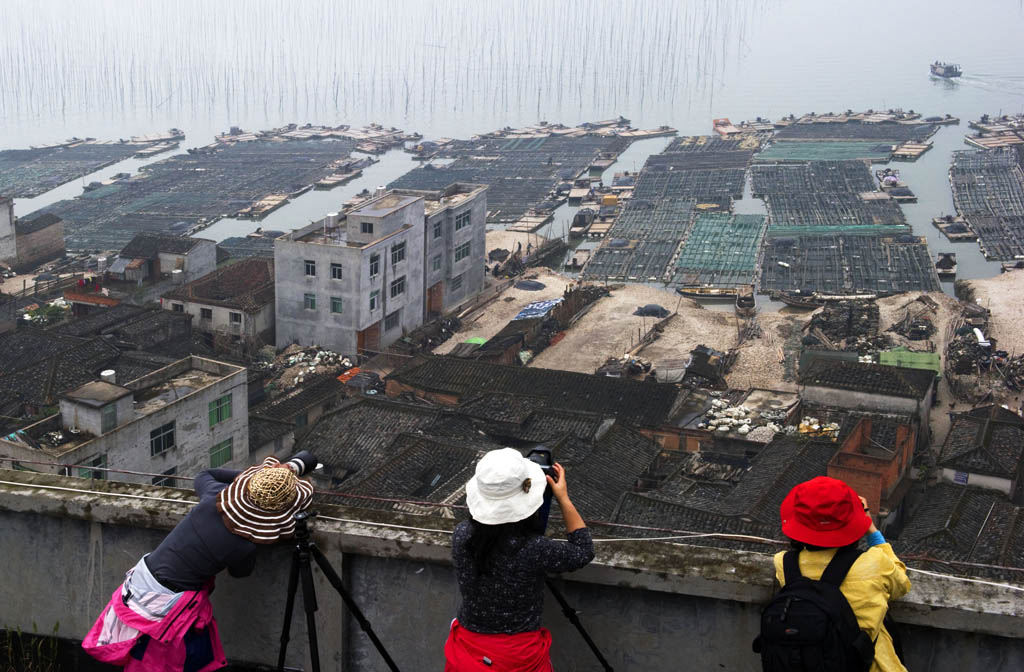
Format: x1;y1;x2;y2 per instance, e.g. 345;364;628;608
286;451;319;476
194;468;242;497
227;553;257;579
524;528;595;574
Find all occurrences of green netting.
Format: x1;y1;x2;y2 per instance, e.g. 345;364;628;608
671;213;766;286
755;141;893;162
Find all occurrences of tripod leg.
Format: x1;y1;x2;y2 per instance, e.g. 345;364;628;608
309;544;402;672
545;579;614;672
277;548;301;672
299;549;321;672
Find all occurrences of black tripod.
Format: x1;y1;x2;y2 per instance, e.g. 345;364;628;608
545;578;614;672
277;512;401;672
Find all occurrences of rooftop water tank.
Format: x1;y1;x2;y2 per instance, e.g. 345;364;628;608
100;370;116;384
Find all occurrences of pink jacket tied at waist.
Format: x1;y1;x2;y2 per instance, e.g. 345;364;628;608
82;575;226;671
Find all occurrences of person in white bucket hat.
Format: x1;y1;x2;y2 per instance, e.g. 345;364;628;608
444;448;594;672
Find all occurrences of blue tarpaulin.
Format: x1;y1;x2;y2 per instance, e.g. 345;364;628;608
513;299;562;321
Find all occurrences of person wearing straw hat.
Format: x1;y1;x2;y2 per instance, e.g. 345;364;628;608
445;447;594;672
768;476;911;672
82;452;319;671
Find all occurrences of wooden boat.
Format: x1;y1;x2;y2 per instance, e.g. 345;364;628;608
735;287;756;317
935;253;957;278
570;208;596;238
776;291;824;309
677;286;737;300
930;62;962;78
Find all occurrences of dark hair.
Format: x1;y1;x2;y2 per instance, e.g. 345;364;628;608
465;512;543;576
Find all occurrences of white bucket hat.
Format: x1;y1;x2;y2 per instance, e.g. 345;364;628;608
465;448;546;525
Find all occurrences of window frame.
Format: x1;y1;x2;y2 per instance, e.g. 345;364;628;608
330;296;343;314
369;254;380;278
361;221;373;234
209;394;233;427
152;467;177;487
432;254;442;272
304;259;316;276
229;311;242;324
391;241;406;265
455;241;471;262
77;454;106;480
389;275;406;299
210;438;233;468
150;420;176;456
303;293;317;311
100;404;117;434
200;307;213;321
451;274;464;291
432;220;442;239
330;263;343;280
455;211;472;231
171;303;184;313
384;309;401;332
369;290;380;311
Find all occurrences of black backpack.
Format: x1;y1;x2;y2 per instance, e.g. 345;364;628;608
752;546;875;672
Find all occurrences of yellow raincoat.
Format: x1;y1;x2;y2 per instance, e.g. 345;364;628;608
773;543;911;672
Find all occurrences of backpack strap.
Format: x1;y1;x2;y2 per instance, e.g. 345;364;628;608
782;550;803;585
819;545;863;587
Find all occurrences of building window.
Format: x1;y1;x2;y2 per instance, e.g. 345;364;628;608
209;394;232;427
361;221;373;234
390;275;406;298
451;274;463;291
384;309;401;332
210;438;233;468
369;254;380;278
77;454;106;480
150;421;176;456
432;254;442;272
171;303;184;313
200;307;213;321
391;241;406;265
101;404;117;434
295;412;308;428
331;263;343;280
304;293;317;310
330;296;343;314
455;211;472;231
369;290;380;311
304;259;316;276
433;220;442;239
455;242;471;262
229;312;242;324
152;467;177;487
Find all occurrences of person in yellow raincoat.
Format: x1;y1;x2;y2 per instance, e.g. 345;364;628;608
774;477;911;672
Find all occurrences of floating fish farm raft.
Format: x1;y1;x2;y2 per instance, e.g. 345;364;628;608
759;227;939;294
30;131;364;250
773;120;936;142
755;141;895;163
670;213;767;288
391;120;673;225
750;161;876;195
950;149;1024;260
581;135;760;283
0;135;180;198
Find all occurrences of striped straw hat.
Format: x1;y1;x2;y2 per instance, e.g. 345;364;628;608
217;457;315;544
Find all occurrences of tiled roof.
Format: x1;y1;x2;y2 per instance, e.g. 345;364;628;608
938;407;1024;479
388;356;684;429
799;360;934;400
897;483;1024;577
109;352;176;383
320;433;482;513
163;258;275;312
610;492;780;552
253;373;344;422
15;213;62;235
567;423;664;520
49;305;146;337
119;233;209;258
63;291;122;307
297;397;441;483
249;416;295;453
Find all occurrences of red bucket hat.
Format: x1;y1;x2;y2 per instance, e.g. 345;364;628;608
780;476;871;547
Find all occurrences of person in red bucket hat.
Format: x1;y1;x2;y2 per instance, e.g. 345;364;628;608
769;476;911;672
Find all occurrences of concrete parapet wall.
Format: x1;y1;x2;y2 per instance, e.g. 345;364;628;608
0;470;1021;671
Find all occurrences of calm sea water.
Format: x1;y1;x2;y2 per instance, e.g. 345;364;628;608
4;0;1024;280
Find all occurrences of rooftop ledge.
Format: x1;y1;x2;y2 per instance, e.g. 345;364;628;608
0;469;1021;641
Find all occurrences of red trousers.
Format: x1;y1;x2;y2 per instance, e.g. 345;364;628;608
444;619;553;672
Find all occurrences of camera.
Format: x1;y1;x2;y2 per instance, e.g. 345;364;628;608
526;446;556;482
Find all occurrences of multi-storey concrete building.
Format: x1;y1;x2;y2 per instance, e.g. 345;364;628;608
275;183;486;355
0;356;249;484
0;196;15;266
